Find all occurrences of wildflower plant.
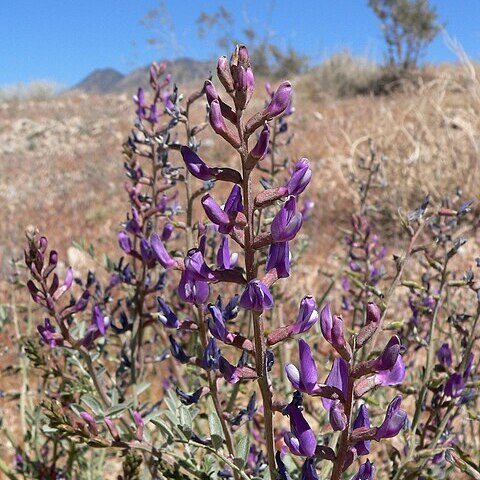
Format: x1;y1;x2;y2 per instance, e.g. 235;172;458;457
7;43;479;480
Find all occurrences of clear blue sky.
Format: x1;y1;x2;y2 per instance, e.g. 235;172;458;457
1;1;479;88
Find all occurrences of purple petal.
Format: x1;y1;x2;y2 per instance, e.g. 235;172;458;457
299;339;318;393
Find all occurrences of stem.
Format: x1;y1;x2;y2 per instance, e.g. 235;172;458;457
241;158;276;478
196;306;238;480
330;370;354;480
370;218;427;351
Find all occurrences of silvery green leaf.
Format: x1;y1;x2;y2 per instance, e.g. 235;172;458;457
207;397;224;449
178;406;192;439
234;434;250;469
81;394;103;416
134;381;150;397
106;401;133;417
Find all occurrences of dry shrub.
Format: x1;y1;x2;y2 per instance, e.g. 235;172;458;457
303;51;384;99
0;80;60;102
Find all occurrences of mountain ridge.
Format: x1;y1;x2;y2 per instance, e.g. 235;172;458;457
72;58;213;93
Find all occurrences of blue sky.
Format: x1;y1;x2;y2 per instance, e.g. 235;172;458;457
1;1;479;87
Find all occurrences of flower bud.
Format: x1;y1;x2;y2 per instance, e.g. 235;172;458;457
264;82;292;119
329;401;347;431
204;80;219;104
290;296;318;334
217;56;234;93
250;123;270;160
132;410;144;441
80;412;98;436
104;418;120;441
287;159;312;196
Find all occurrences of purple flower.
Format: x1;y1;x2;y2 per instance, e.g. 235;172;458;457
301;197;314;219
178;270;209;305
284;403;317;457
290;296;318;335
126;208;141;234
157;297;180;328
161;223;174;242
239;280;274;312
150;233;177;269
184;248;217;282
266;241;291;278
140;237;156;265
351;459;375;480
37;318;60;348
322;358;349;411
161;91;174;111
219;356;241;384
445;373;465;398
180;146;216;181
149;103;159;123
133;87;146;119
208;304;234;343
374;355;406;387
92;304;108;336
271;196;303;243
52;267;74;301
437;342;452;368
300;458;318;480
216;236;231;270
224;184;244;214
201;194;231;231
169;335;190;364
287;159;312;196
464;353;474;378
264;82;293;119
320;304;347;351
372;336;401;372
353;404;371;455
82;305;109;348
202;338;221;370
276;451;292;480
375;395;407;441
250;124;270;160
132;410;144;441
285;339;320;394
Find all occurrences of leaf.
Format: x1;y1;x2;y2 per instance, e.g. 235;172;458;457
105;401;133;417
134;381;151;397
69;403;84;417
178;406;192;439
207;397;224;450
81;394;104;416
234;434;250;469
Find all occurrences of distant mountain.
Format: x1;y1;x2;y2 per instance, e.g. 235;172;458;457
72;58;213;94
73;68;125;93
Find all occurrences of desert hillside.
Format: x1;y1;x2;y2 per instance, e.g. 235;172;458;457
1;63;479;278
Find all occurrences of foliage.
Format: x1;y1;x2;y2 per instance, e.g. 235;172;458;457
368;0;442;71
